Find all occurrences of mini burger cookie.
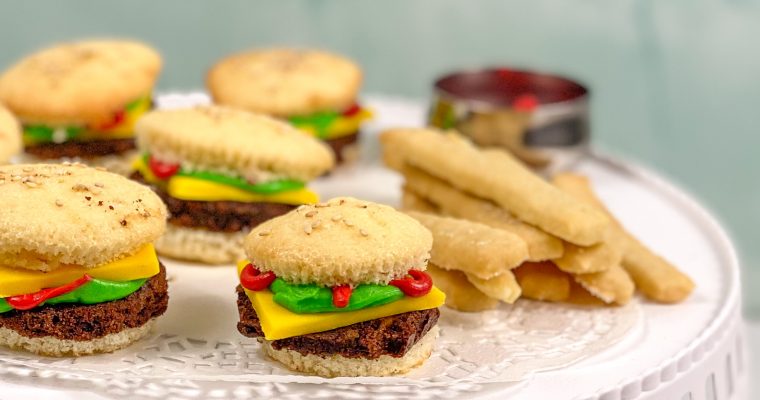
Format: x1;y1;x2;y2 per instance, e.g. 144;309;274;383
236;197;445;377
0;105;21;164
132;106;334;264
207;48;371;162
0;39;161;174
0;163;168;356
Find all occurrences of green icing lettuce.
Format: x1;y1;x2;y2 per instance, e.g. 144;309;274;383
23;125;84;144
125;97;148;112
176;170;304;194
288;111;340;139
22;97;149;145
0;278;147;314
269;278;404;314
142;153;305;194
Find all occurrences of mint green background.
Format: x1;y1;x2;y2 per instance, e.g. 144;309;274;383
1;0;758;315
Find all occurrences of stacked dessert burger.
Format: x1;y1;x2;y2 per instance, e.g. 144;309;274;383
132;106;334;264
236;197;445;377
0;39;160;175
382;128;694;311
207;48;372;162
0;163;169;356
0;105;21;164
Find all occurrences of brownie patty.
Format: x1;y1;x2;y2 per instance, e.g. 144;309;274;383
0;264;168;341
236;285;439;359
25;138;136;159
325;131;359;163
132;171;296;233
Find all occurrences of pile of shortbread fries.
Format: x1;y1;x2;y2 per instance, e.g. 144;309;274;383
381;128;694;312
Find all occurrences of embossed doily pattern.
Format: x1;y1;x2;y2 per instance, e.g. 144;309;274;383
0;299;639;389
0;363;501;400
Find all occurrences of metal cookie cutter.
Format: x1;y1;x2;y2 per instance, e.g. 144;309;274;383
429;68;590;173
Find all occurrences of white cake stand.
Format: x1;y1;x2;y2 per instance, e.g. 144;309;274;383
0;95;746;400
317;95;749;400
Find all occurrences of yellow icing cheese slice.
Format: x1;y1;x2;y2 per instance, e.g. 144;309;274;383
132;155;159;182
0;244;159;298
167;176;319;205
107;95;152;135
326;108;373;139
297;109;373;140
237;262;445;341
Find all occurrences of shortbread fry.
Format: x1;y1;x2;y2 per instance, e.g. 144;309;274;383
572;264;635;305
466;271;521;303
553;241;621;274
621;240;694;303
552;174;629;251
427;264;500;312
565;280;608;306
402;165;563;261
513;261;571;302
381;128;610;246
552;173;695;303
401;189;439;214
407;211;529;279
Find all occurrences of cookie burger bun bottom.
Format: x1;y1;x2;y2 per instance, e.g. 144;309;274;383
237;197;443;377
262;325;440;378
0;163;169;356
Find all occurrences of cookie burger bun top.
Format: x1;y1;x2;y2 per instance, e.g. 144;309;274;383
0;39;161;125
245;197;433;287
207;48;362;117
0;163;167;272
135;105;335;182
0;105;21;164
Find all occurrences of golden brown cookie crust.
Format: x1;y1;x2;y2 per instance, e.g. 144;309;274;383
0;39;161;125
